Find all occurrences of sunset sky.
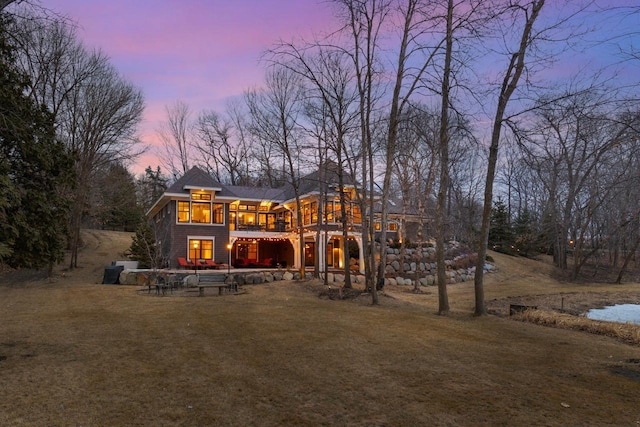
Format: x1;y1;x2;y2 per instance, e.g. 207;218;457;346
45;0;337;174
42;1;639;175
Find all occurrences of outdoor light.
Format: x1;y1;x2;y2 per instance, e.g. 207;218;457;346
226;243;232;274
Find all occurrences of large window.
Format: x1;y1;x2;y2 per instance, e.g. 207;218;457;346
238;212;256;228
192;202;211;223
177;195;225;225
189;238;213;260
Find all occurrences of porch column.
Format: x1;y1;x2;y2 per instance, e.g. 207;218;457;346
290;236;300;269
317;232;325;272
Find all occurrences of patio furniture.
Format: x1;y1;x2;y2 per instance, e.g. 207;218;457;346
177;257;194;269
205;259;222;269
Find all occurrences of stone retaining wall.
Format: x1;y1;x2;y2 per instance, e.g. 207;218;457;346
119;243;492;289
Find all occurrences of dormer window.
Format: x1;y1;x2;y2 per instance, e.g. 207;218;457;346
191;192;211;201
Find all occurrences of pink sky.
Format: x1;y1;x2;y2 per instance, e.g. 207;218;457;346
45;0;337;175
40;1;640;176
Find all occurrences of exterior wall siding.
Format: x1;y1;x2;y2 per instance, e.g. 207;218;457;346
171;203;230;266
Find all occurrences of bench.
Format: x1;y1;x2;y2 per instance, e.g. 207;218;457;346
196;274;238;297
197;283;228;296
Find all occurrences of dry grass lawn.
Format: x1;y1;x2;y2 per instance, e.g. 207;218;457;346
1;230;640;426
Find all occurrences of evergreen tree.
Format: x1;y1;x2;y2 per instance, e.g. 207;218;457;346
0;14;74;272
513;208;536;257
92;163;143;231
136;166;168;212
129;221;158;269
488;198;514;254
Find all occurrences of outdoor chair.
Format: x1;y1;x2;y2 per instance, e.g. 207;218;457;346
194;259;208;270
205;259;221;269
177;257;194;269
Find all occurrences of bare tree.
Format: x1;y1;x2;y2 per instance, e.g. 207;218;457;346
520;88;640;280
473;0;546;316
11;14;144;269
193;109;251;185
62;54;144;268
245;67;307;278
157;100;192;178
268;41;361;288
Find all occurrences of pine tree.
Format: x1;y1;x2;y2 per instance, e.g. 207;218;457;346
513;208;535;257
129;221;158;269
0;15;74;272
488;199;514;254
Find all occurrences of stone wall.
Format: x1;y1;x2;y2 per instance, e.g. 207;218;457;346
119;243;493;289
380;246;494;287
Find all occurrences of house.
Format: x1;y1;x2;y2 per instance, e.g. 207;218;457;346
146;164;426;271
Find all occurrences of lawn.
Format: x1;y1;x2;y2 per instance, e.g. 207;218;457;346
1;230;639;426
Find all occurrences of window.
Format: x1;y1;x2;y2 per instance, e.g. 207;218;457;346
189;239;213;260
178;201;190;223
238;212;256;227
178;199;225;225
237;240;257;260
191;202;211;223
191;193;211;201
311;202;318;224
373;221;396;231
259;213;276;230
284;211;293;228
352;204;362;224
212;203;224;224
229;212;236;230
334;203;342;222
302;203;311;225
324;201;334;223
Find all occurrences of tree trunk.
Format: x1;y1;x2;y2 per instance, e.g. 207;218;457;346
435;0;454;316
474;0;545;316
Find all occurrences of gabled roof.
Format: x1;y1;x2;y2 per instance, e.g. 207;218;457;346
166;166;224;194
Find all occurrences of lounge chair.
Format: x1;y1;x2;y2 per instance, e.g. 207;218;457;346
205;259;221;269
194;259;208;269
177;257;194;269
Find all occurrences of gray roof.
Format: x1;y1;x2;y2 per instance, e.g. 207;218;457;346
221;184;286;201
166;166;224;194
167;163;359;203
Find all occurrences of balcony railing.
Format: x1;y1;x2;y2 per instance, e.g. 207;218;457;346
235;221;289;232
